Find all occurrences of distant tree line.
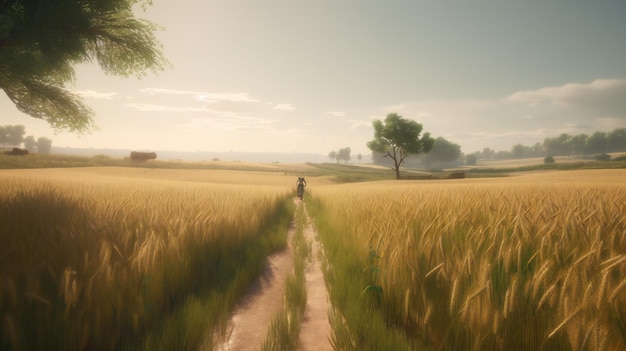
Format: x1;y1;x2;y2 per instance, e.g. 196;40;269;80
330;124;626;169
328;147;352;163
0;125;53;154
542;129;626;156
467;128;626;162
370;127;626;169
328;148;365;163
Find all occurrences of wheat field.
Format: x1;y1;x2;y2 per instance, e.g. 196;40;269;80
0;167;295;350
311;169;626;350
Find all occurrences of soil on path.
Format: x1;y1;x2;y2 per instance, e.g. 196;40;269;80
296;202;332;350
211;199;332;351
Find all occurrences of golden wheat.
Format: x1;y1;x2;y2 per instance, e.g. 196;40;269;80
0;167;295;350
312;169;626;350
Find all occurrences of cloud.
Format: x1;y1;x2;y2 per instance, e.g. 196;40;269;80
506;79;626;115
184;115;278;132
198;93;260;104
326;111;345;117
128;88;292;116
348;119;373;129
272;103;295;111
75;90;119;100
140;88;260;103
125;103;212;112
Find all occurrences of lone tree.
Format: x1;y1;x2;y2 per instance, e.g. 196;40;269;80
0;0;168;133
367;113;434;179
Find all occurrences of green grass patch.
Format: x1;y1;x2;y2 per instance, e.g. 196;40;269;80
0;153;291;173
305;163;396;182
306;197;413;350
465;159;626;174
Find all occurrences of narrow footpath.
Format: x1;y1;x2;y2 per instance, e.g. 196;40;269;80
211;199;332;351
296;202;332;350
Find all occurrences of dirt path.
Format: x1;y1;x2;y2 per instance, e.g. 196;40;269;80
296;202;332;350
212;237;294;351
211;199;332;351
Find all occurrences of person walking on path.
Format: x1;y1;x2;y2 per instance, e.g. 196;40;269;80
296;177;307;200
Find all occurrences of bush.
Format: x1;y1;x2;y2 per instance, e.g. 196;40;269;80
544;156;555;164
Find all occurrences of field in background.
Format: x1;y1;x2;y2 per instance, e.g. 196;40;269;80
463;152;626;170
0;152;321;173
0;167;303;350
308;169;626;350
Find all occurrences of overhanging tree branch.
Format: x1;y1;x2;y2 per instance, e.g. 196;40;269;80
0;0;168;132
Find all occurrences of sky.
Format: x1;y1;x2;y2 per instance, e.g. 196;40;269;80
2;0;626;160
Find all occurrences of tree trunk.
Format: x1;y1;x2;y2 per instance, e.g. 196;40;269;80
391;153;402;179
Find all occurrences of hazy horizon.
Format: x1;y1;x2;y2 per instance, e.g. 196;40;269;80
2;1;626;156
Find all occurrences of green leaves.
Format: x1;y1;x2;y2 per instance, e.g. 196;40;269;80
367;112;434;178
368;113;433;156
0;0;169;133
1;73;96;133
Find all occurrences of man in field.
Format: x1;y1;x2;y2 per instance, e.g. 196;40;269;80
296;177;307;200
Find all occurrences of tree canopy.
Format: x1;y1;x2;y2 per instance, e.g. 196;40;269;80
328;150;336;162
542;129;626;156
423;137;462;166
1;124;52;151
0;124;25;146
0;0;168;133
336;147;351;163
23;135;36;151
37;136;52;153
367;113;434;179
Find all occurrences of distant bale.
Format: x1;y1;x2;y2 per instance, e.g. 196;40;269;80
446;172;465;179
4;147;29;156
130;151;157;161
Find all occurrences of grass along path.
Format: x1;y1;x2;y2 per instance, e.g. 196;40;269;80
210;198;332;350
211;217;295;351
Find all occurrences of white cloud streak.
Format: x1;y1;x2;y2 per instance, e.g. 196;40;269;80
506;79;626;114
272;103;295;111
126;103;212;112
140;88;260;103
75;90;119;100
184;116;277;132
348;119;372;129
326;111;345;117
